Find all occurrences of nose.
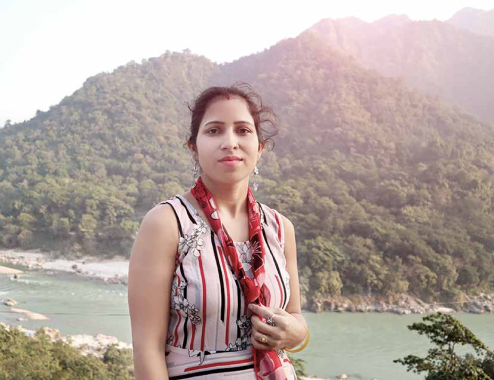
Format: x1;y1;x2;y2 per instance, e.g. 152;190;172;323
220;128;238;150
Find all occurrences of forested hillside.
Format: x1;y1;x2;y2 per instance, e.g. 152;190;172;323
304;15;494;123
1;31;493;308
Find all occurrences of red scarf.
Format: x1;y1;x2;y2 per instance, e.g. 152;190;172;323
191;177;286;380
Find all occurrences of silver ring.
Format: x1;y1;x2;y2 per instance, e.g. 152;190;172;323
266;314;276;326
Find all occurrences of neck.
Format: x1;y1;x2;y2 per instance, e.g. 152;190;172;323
199;175;251;219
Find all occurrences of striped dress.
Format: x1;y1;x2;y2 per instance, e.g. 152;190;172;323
158;194;297;379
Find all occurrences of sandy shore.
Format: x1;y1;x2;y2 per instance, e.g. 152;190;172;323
0;249;128;285
0;264;23;274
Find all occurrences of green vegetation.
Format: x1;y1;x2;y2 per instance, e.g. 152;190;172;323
394;312;494;379
1;31;493;308
0;325;307;380
0;325;133;380
288;355;307;378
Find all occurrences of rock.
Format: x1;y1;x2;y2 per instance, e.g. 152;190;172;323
337;375;348;380
10;307;49;320
356;305;369;312
464;304;484;314
345;304;356;312
4;299;17;306
39;327;62;340
391;307;411;315
435;307;454;313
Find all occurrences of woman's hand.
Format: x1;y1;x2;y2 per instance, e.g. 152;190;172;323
248;303;306;351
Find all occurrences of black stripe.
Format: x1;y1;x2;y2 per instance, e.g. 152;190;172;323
161;201;183;237
177;196;197;224
211;231;226;323
257;202;268;226
169;364;255;379
262;226;287;309
234;279;242;338
179;263;189;348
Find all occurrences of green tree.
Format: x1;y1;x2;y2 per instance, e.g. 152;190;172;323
394;312;494;379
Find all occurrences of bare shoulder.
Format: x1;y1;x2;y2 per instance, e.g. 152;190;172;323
278;213;295;236
139;201;179;239
128;201;179;277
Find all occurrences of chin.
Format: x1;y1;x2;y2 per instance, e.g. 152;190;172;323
209;172;250;185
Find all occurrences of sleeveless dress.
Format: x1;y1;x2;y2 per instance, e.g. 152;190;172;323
158;195;298;379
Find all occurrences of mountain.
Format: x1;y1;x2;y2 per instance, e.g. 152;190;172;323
303;16;494;123
1;32;494;308
448;7;494;37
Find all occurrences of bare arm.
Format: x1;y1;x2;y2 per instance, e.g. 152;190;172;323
128;204;179;380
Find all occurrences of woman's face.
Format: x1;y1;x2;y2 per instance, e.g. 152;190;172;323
189;96;263;186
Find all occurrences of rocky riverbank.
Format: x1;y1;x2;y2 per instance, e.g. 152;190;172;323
0;249;128;285
0;322;131;358
3;248;494;316
307;293;494;315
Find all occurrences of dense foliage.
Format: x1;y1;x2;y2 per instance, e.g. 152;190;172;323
0;325;133;380
394;312;494;379
1;31;493;308
0;325;306;380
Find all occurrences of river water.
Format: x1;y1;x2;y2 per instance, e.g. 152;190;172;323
1;269;494;380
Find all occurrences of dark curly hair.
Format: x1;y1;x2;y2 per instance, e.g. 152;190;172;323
186;82;279;151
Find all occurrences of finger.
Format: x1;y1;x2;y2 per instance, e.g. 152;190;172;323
250;335;266;351
248;303;275;320
250;331;274;350
251;314;280;337
274;307;290;316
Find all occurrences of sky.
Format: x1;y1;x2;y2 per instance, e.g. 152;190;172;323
1;0;493;125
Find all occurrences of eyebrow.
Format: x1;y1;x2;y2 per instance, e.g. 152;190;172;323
203;121;254;127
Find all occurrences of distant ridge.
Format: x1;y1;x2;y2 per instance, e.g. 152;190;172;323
304;16;494;123
447;7;494;37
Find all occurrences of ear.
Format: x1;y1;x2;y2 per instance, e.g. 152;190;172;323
257;141;265;161
187;141;199;161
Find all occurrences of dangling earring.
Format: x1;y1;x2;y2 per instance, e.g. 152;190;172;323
191;161;200;188
253;166;259;191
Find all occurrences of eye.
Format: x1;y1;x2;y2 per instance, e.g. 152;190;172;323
238;127;252;134
206;128;219;134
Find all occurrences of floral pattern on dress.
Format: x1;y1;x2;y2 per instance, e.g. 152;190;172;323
235;241;254;272
225;315;252;352
178;217;208;258
171;277;202;325
284;272;291;292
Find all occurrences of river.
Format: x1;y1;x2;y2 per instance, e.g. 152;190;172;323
1;269;493;380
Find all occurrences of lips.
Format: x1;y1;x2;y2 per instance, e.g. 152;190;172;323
218;156;242;162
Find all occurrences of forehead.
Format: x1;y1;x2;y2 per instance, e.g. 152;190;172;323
202;96;254;125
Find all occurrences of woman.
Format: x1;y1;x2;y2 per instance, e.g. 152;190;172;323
128;84;308;380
